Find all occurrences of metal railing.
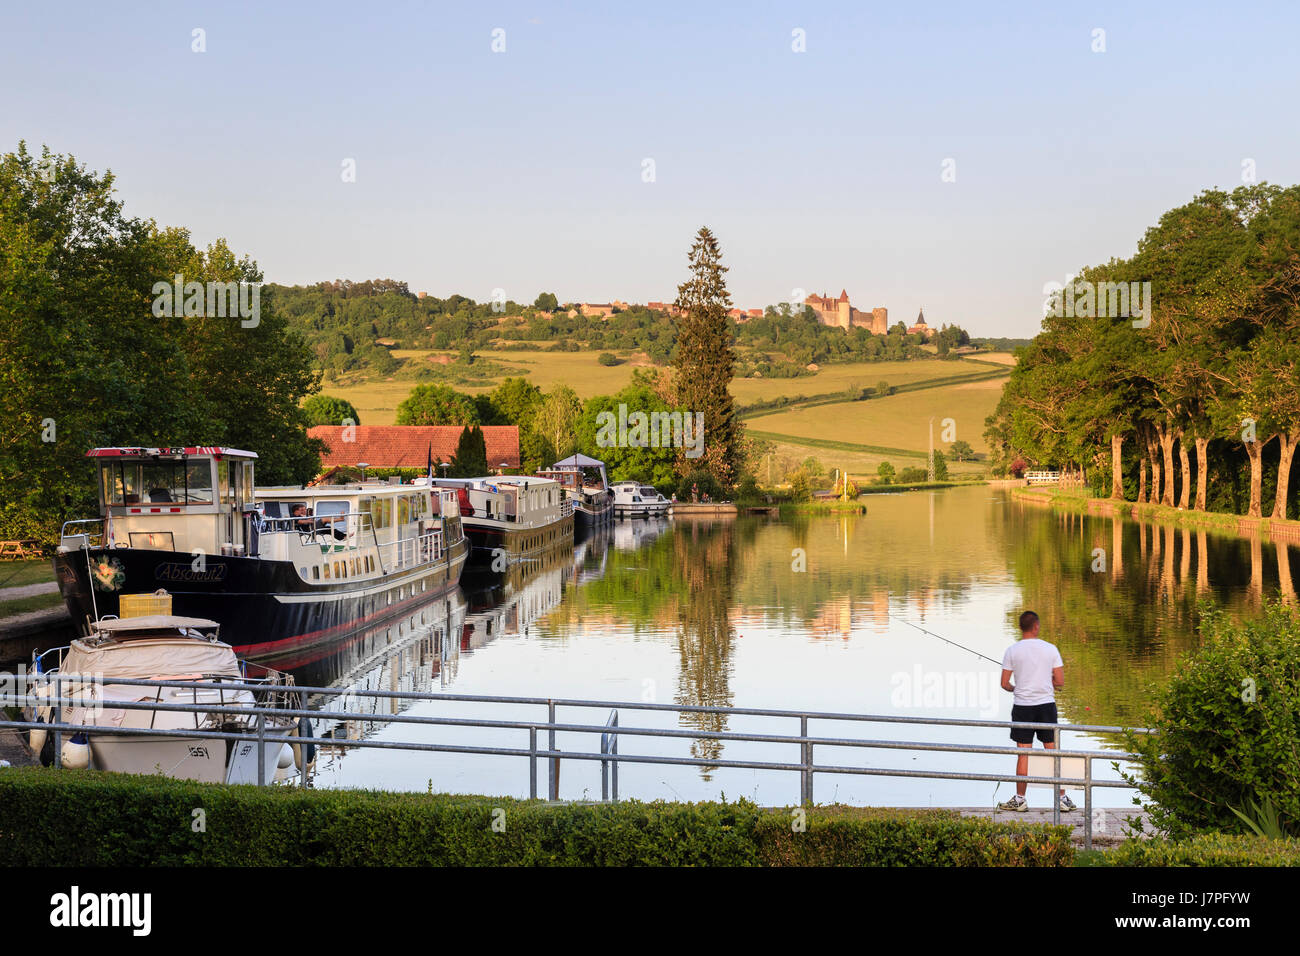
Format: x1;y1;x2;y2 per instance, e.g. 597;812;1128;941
58;519;105;549
1;675;1152;849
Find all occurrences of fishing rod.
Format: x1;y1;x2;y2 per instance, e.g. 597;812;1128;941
890;615;1003;667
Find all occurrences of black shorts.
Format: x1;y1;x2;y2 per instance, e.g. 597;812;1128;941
1010;702;1057;744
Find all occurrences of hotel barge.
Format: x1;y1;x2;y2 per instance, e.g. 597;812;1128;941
433;475;573;570
53;447;468;657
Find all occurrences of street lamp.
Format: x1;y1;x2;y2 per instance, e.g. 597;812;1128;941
499;461;510;475
357;462;369;481
439;461;450;478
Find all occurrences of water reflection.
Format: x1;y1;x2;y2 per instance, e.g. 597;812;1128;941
280;488;1287;804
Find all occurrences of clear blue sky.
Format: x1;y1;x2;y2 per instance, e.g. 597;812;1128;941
4;1;1297;337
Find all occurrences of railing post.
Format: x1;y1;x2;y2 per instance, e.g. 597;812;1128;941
800;715;812;807
529;726;537;800
547;700;558;801
53;673;62;769
256;712;266;786
1052;736;1061;826
611;712;619;803
1084;757;1093;851
600;732;608;802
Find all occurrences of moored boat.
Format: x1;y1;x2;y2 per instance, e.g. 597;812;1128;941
433;475;574;570
535;453;613;530
53;447;469;657
611;480;671;518
24;615;300;784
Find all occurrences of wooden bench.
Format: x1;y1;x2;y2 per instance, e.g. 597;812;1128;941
0;540;45;560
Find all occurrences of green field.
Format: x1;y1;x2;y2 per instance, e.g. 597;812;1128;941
324;351;1011;428
746;375;1005;478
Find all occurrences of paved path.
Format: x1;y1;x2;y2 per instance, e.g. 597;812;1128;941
957;806;1152;845
0;581;59;601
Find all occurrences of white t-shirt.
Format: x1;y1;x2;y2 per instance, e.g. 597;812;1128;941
1001;638;1063;706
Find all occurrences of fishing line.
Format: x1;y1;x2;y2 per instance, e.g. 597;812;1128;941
889;614;1003;667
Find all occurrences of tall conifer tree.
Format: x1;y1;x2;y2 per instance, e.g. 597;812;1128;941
672;227;743;488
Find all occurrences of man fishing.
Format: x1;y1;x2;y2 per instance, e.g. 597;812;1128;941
996;610;1076;812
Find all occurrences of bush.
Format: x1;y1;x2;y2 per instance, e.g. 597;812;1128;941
676;471;723;501
734;474;761;503
755;806;1072;866
787;470;811;502
0;769;1073;866
932;450;949;481
1124;603;1300;838
597;352;620;366
1106;833;1300;867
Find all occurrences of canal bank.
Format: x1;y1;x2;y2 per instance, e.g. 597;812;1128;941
1011;487;1300;544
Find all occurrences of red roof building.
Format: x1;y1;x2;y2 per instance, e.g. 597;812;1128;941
308;426;521;470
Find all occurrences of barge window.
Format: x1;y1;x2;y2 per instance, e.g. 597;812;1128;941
184;462;214;503
102;462;142;504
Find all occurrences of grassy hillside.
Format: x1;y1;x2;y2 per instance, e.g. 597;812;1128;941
746;376;1005;476
323;352;1008;427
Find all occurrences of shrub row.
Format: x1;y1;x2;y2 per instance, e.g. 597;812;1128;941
1104;833;1300;867
0;769;1072;867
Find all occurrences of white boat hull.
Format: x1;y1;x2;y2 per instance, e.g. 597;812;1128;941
87;728;294;783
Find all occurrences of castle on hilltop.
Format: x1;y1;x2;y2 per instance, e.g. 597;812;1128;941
804;290;889;334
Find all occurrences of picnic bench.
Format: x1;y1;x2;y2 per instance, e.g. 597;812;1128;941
0;540;45;560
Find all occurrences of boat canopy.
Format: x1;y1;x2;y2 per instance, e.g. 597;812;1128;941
91;615;219;633
62;637;241;680
551;453;608;488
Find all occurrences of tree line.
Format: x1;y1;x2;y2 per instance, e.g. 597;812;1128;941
272;279;968;381
986;184;1300;519
0;144;323;541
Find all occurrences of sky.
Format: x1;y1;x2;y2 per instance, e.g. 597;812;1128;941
4;1;1298;338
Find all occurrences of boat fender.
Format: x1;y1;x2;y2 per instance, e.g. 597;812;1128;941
61;732;91;770
292;717;316;771
276;743;295;770
28;717;51;765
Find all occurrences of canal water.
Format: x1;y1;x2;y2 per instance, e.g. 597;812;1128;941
295;486;1297;808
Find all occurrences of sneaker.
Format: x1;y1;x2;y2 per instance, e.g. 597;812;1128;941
997;794;1028;811
1058;794;1077;812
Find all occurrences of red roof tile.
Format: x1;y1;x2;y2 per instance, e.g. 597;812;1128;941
309;426;520;469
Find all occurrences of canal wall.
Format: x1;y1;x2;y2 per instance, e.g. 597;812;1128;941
670;503;739;517
1010;488;1300;544
0;606;74;669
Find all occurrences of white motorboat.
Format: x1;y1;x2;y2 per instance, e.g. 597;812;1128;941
25;615;301;784
611;481;671;518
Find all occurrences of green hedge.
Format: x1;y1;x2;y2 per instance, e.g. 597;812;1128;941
0;768;1072;866
753;806;1072;867
1105;833;1300;867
